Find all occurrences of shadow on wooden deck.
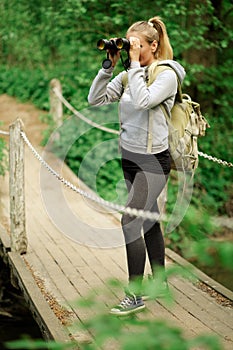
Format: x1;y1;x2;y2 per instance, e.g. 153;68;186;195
0;145;233;350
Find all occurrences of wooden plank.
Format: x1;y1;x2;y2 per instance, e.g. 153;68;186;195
157;298;232;350
25;178;233;346
42;237;123;308
140;299;199;339
25;216;106;321
166;248;233;301
169;277;233;344
41;230;124;307
155;290;214;336
26;222;81;302
27;207;110;292
170;275;233;326
26;242;95;323
24;247;96;328
36;211;124;289
23;185;113;317
24;250;67;307
7;251;70;343
89;245;127;280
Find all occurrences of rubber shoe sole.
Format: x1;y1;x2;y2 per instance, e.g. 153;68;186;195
110;303;146;316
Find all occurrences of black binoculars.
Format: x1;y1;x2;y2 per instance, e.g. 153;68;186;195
97;38;130;52
97;38;130;70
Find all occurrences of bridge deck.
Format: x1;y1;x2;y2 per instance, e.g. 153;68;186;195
0;97;232;349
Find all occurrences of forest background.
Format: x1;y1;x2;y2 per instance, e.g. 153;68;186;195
0;0;232;288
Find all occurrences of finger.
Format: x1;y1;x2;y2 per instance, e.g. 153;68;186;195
129;37;140;49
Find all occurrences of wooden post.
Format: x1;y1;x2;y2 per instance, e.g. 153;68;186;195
49;78;63;129
9;118;27;254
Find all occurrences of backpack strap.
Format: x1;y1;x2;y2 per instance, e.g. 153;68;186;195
147;64;182;153
121;64;181;153
122;71;128;89
154;64;182;102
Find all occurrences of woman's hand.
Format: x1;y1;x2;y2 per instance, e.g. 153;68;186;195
108;38;121;67
128;36;141;62
108;49;121;67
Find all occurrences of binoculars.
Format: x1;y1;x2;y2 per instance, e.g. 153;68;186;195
97;38;130;52
97;38;130;70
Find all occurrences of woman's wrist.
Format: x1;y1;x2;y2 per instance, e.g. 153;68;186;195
102;66;114;73
130;61;141;69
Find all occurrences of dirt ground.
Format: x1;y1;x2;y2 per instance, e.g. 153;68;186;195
0;94;47;146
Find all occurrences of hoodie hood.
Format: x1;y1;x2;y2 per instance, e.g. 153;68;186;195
157;59;186;84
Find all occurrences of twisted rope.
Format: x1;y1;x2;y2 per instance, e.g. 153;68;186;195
198;151;233;168
0;130;10;136
0;89;232;221
52;90;233;168
20;130;160;221
53;87;119;135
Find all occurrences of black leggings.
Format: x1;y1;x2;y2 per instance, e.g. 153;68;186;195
121;149;170;283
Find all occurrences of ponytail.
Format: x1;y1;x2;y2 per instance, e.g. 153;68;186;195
148;16;173;60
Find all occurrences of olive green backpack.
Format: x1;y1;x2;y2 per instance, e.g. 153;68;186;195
122;62;210;172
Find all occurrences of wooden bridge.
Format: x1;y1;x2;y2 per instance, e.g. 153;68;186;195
0;96;233;349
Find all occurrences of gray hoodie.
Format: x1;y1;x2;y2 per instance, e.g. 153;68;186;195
88;60;186;154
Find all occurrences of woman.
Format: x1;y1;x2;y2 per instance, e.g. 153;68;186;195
88;16;185;316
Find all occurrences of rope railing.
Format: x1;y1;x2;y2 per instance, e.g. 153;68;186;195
1;120;232;224
1;91;231;253
19;129;160;221
0;100;232;255
53;87;119;135
198;151;233;168
0;130;10;136
53;88;233;168
2;124;161;226
0;90;232;221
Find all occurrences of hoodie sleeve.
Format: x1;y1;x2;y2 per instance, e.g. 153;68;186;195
128;62;177;110
88;68;124;106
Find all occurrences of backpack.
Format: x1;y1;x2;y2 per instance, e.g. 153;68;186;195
122;63;210;172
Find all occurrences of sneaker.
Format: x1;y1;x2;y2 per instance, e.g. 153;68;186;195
110;294;145;316
142;280;169;301
141;294;150;301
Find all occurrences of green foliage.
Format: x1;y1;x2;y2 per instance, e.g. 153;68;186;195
0;66;50;110
5;337;74;350
0;0;232;215
165;204;216;251
0;3;232;348
5;268;224;349
0;66;90;111
186;239;233;271
0;0;232;286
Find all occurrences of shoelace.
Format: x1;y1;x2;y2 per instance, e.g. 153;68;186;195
119;296;135;309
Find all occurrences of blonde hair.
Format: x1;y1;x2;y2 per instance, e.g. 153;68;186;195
127;16;173;60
